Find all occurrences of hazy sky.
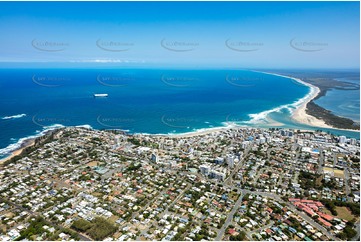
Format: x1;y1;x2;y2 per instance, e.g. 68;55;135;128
0;1;359;69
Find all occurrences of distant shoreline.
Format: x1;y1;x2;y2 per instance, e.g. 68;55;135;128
258;71;360;132
258;70;360;130
256;71;331;128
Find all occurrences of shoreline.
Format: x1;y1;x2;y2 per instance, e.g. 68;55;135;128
0;138;35;165
1;121;360;163
154;123;242;138
257;71;360;132
0;70;359;159
0;124;63;165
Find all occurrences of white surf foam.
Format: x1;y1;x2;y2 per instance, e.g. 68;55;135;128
2;113;26;120
0;124;64;157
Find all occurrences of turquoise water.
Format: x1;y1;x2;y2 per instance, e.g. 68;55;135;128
314;77;360;121
0;69;359;159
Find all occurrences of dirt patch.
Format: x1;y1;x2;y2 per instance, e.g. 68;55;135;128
108;215;119;223
323;167;333;173
91;192;103;198
86;161;98;167
315;176;323;187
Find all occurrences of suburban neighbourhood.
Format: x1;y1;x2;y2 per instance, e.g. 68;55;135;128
0;127;359;241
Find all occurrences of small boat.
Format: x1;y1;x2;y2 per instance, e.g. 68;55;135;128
94;93;108;97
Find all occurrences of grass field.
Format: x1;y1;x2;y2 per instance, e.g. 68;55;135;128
322;206;355;221
335;206;355;221
322;208;333;216
333;169;345;178
109;215;119;223
322;167;344;178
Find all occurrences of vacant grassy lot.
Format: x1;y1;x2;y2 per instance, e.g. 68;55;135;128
71;217;118;240
333;169;344;179
335;206;355;221
322;206;354;221
322;207;333;216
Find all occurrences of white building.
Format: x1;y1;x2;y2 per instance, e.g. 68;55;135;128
350;138;356;145
226;154;234;168
339;136;347;144
209;170;226;181
199;164;210;176
151;153;159;163
259;137;266;144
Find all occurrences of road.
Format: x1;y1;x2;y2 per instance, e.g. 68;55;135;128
159;183;191;218
352;220;360;241
318;148;324;174
135;182;191;240
213;143;252;240
224;144;251;186
214;191;244;241
343;161;352;201
132;180;176;220
333;153;337;167
253;167;266;185
248;221;274;238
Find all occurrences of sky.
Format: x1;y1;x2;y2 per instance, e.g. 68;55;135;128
0;1;359;69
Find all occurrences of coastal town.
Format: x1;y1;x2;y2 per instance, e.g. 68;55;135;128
0;126;359;241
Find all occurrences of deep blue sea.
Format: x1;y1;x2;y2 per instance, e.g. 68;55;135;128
0;69;359;159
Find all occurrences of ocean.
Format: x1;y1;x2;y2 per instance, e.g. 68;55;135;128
0;68;359;159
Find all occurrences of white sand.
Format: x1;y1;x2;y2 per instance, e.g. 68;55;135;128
163;125;238;138
256;71;338;129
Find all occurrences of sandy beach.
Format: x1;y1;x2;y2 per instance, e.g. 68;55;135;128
160;126;236;138
257;71;341;130
162;71;359;138
279;75;335;128
0;139;35;165
290;82;334;129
